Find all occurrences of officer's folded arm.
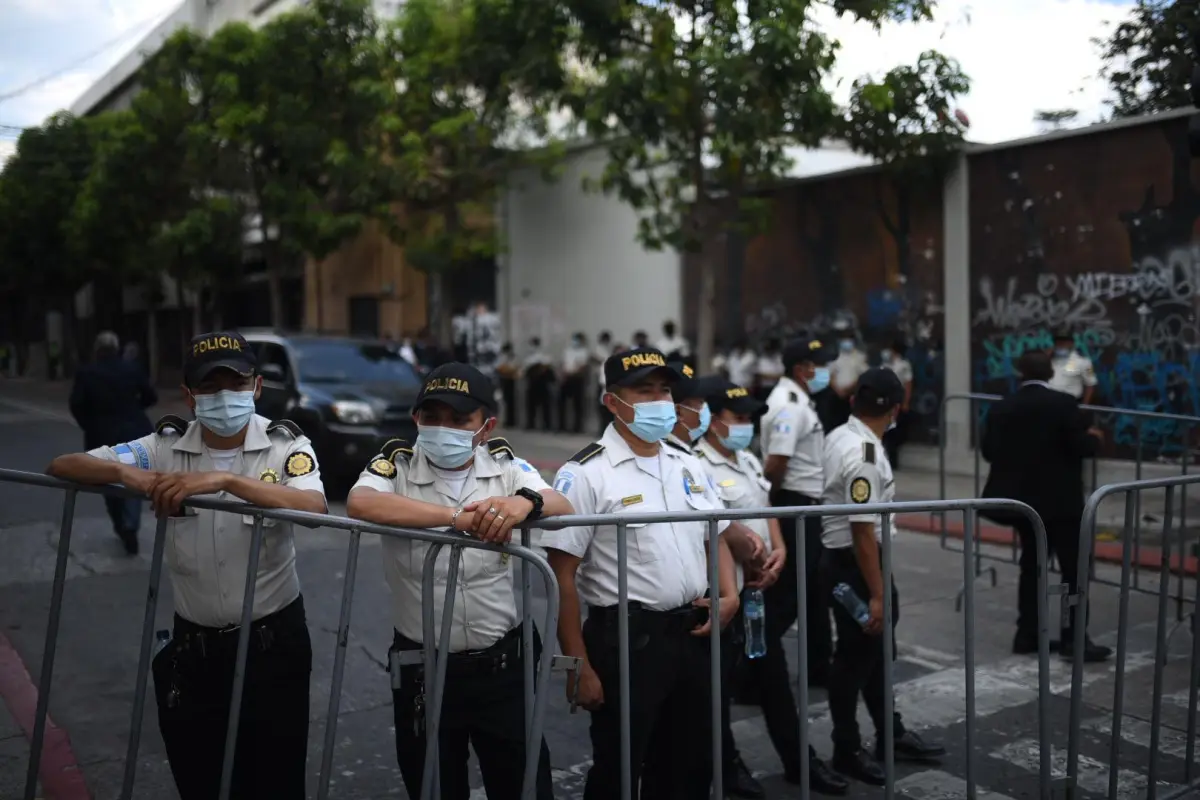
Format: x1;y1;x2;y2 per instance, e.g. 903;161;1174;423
346;487;466;530
218;472;327;515
47;452;156;493
721;521;766;566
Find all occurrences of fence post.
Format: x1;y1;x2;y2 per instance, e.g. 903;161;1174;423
962;509;977;797
707;518;722;798
880;513;895;800
617;520;632;800
794;510;811;800
1146;486;1175;800
316;528;363;800
420;543;464;800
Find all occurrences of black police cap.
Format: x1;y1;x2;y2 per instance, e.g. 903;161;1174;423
669;359;721;401
706;378;766;416
782;337;834;371
185;332;257;387
416;362;496;414
853;367;905;412
604;347;681;388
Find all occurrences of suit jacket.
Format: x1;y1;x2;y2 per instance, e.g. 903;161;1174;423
69;356;157;451
981;382;1099;522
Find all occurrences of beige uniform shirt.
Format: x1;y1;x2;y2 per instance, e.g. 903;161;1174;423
1050;351;1097;399
88;415;325;627
352;442;550;652
694;439;773;591
821;416;895;549
760;376;824;497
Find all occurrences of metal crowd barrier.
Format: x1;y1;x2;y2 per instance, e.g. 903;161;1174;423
0;468;559;800
534;497;1057;800
1067;474;1200;800
937;392;1200;618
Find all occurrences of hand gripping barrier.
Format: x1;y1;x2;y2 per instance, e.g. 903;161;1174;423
0;468;558;800
533;496;1057;800
937;392;1200;618
1066;474;1200;800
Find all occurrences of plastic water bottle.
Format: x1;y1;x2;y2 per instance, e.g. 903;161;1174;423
743;589;767;659
832;583;872;629
154;629;171;655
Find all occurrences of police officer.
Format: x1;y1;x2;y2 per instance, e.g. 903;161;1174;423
345;362;571;799
47;332;327;800
1048;329;1097;404
543;347;763;800
821;368;945;784
759;338;834;686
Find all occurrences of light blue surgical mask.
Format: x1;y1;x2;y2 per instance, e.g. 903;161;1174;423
193;390;256;437
1054;348;1070;359
808;367;831;393
417;423;483;468
719;422;754;451
682;402;711;441
615;397;677;443
839;339;855;353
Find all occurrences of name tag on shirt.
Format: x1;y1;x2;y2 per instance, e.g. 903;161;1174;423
718;479;737;488
621;494;643;506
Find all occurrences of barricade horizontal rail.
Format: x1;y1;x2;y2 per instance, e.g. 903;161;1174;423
0;468;559;800
1068;475;1200;800
937;392;1200;619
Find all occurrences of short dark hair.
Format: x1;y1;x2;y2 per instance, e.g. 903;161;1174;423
1017;351;1053;382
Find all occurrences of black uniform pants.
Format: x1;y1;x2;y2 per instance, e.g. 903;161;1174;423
525;379;553;430
1016;515;1084;638
500;377;518;427
820;548;904;756
151;596;312;800
390;626;554;800
720;606;745;771
882;410;910;469
558;375;587;433
769;490;832;679
583;603;713;800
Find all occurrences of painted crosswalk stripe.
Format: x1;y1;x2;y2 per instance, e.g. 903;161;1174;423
896;769;1016;800
989;739;1152;800
1083;715;1193;762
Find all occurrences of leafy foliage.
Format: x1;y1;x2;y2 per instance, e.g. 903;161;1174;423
1096;0;1200;118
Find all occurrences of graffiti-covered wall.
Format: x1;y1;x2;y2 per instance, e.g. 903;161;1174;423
684;168;946;442
969;115;1200;459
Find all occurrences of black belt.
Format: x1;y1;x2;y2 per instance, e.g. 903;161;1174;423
770;489;819;506
171;595;304;658
826;546;869;568
587;601;703;632
391;626;526;677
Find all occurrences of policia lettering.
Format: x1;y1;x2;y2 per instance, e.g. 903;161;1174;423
191;334;244;357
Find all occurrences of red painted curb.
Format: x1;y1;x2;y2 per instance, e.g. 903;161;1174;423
0;632;91;800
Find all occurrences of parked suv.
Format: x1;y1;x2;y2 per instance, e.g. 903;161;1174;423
241;330;421;494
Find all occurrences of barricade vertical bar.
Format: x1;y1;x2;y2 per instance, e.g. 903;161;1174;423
1186;552;1200;781
1090;456;1098;498
23;488;77;800
119;516;169;800
962;509;977;800
617;520;632;800
1105;495;1138;800
1179;454;1189;624
1147;485;1175;800
522;529;534;740
421;543;464;800
521;541;560;800
794;510;811;800
880;513;895;800
1133;424;1144;591
1031;512;1052;800
937;397;948;543
972;421;982;497
217;513;266;800
317;528;362;800
708;518;722;799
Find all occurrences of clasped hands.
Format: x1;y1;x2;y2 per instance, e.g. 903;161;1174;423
450;494;536;544
119;466;232;518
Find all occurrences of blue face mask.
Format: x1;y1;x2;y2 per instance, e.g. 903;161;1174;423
682;402;711;441
719;422;754;451
808;367;831;393
1054;348;1070;359
417;423;483;468
615;398;677;443
839;340;855;353
193;390;256;437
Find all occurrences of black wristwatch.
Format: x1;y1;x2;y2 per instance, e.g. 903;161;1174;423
515;487;545;521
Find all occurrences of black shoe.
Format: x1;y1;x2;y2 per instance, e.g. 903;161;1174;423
1060;636;1112;663
723;757;765;799
831;749;886;786
784;757;849;795
117;529;139;556
875;730;946;762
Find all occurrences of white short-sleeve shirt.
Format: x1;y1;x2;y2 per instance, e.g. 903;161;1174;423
351;442;550;653
1049;351;1097;399
831;350;869;392
88;415;326;627
885;356;914;386
759;376;824;497
821;416;895;549
694;439;773;591
541;425;730;611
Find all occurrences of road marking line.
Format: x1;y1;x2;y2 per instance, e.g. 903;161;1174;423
896;769;1016;800
0;396;74;423
989;738;1154;800
1083;715;1193;761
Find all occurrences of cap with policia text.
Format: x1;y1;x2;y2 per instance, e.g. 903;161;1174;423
604;347;682;388
706;378;766;416
415;362;497;414
782;337;833;370
185;332;257;387
853;367;905;413
670;359;721;401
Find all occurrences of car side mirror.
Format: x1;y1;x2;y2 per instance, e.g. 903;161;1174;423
260;363;286;383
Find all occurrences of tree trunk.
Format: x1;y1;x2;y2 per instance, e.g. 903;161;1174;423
695;251;717;375
314;257;324;332
429;270;452;348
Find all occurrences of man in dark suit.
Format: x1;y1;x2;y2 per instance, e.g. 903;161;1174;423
981;351;1112;662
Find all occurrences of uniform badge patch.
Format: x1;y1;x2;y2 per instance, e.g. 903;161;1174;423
621;494;643;506
368;457;396;478
259;468;279;484
719;479;736;487
285;452;315;478
514;458;536;473
681;468;703;495
850;477;871;504
554;471;575;494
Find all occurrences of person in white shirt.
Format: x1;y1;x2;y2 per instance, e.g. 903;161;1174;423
47;332;328;800
821;368;945;785
827;332;868;430
726;339;758;388
346;362;573;800
880;338;915;468
543;347;763;800
1048;329;1098;404
754;337;784;400
655;319;690;360
560;332;592;433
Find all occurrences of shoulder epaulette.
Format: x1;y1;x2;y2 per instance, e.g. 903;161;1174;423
266;419;303;439
664;438;690;454
379;438;414;463
568;442;605;465
863;441;876;464
155;414;189;436
487;437;515;460
788;391;800;403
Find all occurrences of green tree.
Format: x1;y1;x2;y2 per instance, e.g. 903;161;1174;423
840;51;969;311
1096;0;1200;118
567;0;937;369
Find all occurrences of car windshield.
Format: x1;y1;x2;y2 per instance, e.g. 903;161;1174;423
292;340;420;385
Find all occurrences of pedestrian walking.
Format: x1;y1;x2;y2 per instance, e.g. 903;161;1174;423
346;362;572;799
47;331;328;800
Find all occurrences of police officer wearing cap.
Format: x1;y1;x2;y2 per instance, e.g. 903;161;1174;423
698;379;850;795
821;367;945;784
759;337;835;687
48;332;328;800
345;362;573;800
542;347;763;799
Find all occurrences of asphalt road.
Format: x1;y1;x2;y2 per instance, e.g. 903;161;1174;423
0;389;1195;800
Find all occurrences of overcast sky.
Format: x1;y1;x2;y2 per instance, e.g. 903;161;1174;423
0;0;1139;165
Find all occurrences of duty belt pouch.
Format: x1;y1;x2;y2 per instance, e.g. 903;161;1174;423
387;645;425;691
